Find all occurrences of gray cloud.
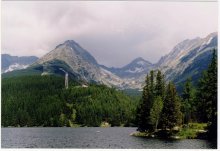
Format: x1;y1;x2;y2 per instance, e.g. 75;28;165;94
2;1;218;67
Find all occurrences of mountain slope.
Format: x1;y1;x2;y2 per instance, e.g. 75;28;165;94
1;54;38;73
33;40;100;82
156;32;217;87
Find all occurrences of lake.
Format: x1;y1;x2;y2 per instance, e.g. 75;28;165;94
1;127;217;148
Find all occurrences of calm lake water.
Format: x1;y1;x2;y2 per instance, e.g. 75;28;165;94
1;127;217;148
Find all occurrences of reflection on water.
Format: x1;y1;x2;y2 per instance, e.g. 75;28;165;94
1;127;217;148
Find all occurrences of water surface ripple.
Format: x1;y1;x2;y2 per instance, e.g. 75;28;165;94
1;127;216;148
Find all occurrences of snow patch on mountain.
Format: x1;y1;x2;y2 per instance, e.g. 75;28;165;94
126;67;144;73
206;37;213;45
136;61;146;65
4;63;29;73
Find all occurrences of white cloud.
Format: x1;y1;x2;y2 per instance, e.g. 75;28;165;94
2;1;218;67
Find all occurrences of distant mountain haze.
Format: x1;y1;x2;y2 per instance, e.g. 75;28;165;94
2;32;217;90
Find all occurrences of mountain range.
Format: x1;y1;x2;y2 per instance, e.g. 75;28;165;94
2;32;217;91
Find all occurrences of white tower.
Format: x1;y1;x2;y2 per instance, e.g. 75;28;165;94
60;68;68;89
65;73;68;89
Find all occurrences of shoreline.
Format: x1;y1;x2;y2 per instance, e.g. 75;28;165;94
130;129;208;140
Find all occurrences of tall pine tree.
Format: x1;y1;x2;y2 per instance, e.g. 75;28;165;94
197;49;217;140
160;82;182;129
155;70;165;99
150;96;163;131
137;74;154;132
150;70;165;131
196;71;209;122
182;78;195;124
137;70;166;132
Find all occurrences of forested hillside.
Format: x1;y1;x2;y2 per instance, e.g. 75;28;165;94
2;75;137;127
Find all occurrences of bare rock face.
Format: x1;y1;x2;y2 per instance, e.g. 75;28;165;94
156;32;217;84
34;40;101;82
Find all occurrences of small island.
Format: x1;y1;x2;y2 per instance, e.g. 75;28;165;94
132;50;217;142
132;123;207;139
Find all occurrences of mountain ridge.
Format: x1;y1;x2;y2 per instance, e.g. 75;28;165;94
156;32;217;85
100;57;153;79
2;32;217;91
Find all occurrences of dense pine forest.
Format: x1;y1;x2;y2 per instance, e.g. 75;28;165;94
136;49;217;140
2;75;138;127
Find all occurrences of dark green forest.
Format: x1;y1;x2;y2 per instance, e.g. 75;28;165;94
2;75;138;127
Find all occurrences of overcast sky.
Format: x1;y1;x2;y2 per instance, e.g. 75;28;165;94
2;1;218;67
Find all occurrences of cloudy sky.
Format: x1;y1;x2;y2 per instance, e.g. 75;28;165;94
2;1;218;67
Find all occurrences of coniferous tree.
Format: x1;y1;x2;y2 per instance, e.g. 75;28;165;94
155;70;165;99
150;70;165;131
207;49;217;140
149;70;155;97
197;49;217;140
196;71;209;122
182;78;195;124
150;96;163;131
137;74;154;132
160;82;182;129
137;70;166;132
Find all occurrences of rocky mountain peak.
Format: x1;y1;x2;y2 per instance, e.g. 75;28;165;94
130;57;152;66
55;40;81;51
102;57;153;79
207;32;217;38
52;40;98;65
123;57;152;70
64;40;81;48
55;40;78;48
